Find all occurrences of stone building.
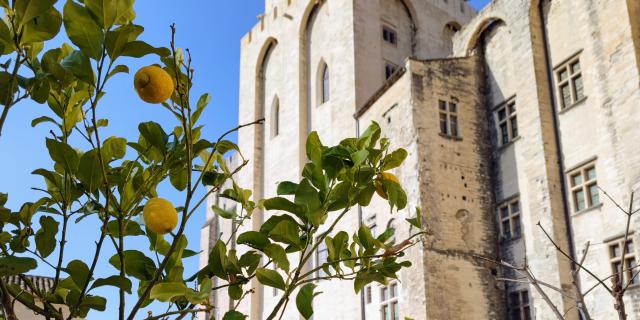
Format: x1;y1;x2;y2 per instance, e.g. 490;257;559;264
200;0;640;319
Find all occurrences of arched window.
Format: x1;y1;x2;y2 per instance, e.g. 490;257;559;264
319;62;330;104
271;96;280;138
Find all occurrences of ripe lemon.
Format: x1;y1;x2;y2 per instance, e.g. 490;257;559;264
143;198;178;234
134;65;174;104
375;172;400;200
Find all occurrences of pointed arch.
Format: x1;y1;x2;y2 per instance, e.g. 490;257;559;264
270;96;280;138
464;17;507;55
397;0;419;56
298;0;327;168
442;21;462;56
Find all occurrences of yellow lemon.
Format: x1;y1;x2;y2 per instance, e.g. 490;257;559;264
134;65;174;104
143;198;178;234
375;172;400;200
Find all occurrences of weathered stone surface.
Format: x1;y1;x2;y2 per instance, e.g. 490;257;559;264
200;0;640;319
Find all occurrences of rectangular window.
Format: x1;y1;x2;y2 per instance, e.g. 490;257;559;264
609;238;639;286
438;99;459;138
568;162;599;213
316;238;329;278
508;290;531;320
380;282;399;320
365;285;372;304
498;198;522;240
555;55;585;109
385;62;400;80
382;25;397;45
495;98;518;146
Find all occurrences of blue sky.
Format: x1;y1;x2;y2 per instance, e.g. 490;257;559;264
0;0;490;317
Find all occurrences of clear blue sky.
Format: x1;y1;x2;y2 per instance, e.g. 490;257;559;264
0;0;490;318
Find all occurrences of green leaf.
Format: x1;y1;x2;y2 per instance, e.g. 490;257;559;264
102;136;127;160
104;24;143;59
14;0;56;27
351;150;369;166
45;138;79;174
0;256;37;276
77;149;103;192
406;207;423;229
264;243;289;272
358;225;375;251
191;93;211;124
212;205;236;219
21;7;62;44
237;231;269;250
223;311;247;320
381;149;408;171
208;240;227;279
384;178;407;211
0;20;15;55
90;275;132;294
60;50;95;85
306;131;323;166
35;215;58;258
138;121;167;153
105;64;129;81
256;268;285;290
277;181;298;196
120;40;170;58
85;0;134;28
214;140;239;155
108;250;157;281
295;179;322;226
296;283;318;319
149;282;188;302
268;220;301;248
31;116;57;128
65;260;90;288
263;197;305;218
228;285;242;300
107;220;144;237
0;192;6;206
63;0;104;60
169;166;188;191
81;294;106;311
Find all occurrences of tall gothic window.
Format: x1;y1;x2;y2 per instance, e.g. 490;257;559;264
321;63;330;104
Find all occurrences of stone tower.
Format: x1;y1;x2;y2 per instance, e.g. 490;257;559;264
201;0;640;319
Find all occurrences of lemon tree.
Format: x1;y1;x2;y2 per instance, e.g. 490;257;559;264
0;1;422;319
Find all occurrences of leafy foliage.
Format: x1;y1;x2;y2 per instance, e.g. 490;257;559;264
0;0;424;319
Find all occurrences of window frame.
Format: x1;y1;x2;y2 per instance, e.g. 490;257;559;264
507;289;531;320
319;62;330;105
438;99;460;138
382;24;398;46
270;96;280;138
380;282;399;320
494;97;518;146
608;237;640;287
554;53;586;110
498;197;522;241
567;162;599;213
384;61;400;80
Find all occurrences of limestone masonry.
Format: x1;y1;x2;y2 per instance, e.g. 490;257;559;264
200;0;640;319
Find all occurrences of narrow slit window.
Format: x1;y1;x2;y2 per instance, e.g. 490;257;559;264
321;63;330;104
